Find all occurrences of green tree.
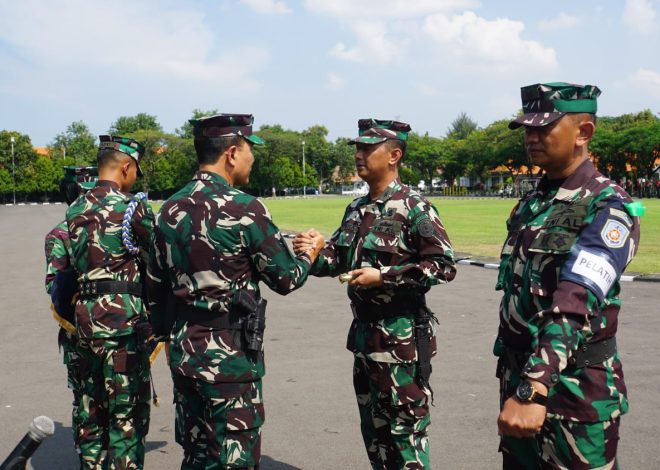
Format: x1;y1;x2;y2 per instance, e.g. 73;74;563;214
49;121;97;165
0;130;38;201
406;133;443;193
32;155;61;200
446;112;478;139
109;113;162;135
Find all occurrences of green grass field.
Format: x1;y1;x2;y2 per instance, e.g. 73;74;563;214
151;197;659;274
260;197;660;275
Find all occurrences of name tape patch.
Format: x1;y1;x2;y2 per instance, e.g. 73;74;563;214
571;249;616;297
600;219;629;248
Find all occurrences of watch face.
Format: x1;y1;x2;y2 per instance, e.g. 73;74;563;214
516;381;533;401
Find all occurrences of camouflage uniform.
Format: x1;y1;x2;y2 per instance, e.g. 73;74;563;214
147;114;312;469
496;84;642;469
45;221;83;450
44;166;98;459
66;137;153;469
311;119;456;470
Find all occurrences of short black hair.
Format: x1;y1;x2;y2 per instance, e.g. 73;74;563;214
97;149;132;171
384;139;407;159
568;113;597;125
194;135;245;165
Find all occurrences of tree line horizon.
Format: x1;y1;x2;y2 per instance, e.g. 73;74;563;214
1;109;658;202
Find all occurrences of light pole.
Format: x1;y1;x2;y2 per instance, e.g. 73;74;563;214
302;140;306;198
10;136;16;205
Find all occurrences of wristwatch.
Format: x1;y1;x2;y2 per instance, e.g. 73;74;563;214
515;380;547;406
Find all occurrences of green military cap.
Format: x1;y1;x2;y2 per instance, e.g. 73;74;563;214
349;118;411;145
98;135;146;176
62;165;98;191
189;113;266;145
509;82;601;129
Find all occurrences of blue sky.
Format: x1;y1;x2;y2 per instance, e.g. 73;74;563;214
1;0;658;146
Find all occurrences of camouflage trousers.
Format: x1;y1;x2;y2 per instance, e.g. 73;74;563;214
499;366;620;469
353;356;431;470
172;373;264;469
77;335;151;470
58;329;83;458
500;418;620;469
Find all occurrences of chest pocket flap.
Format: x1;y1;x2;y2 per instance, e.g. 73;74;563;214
362;219;409;254
528;202;588;254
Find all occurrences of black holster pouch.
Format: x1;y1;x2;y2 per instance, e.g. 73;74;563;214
134;319;153;353
414;300;434;385
233;290;267;353
152;291;177;339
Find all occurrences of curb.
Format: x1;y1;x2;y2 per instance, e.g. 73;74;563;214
457;258;659;283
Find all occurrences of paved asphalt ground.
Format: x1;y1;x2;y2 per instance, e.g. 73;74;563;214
1;204;658;469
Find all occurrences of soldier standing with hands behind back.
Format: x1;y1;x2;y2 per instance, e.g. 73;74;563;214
294;119;456;470
495;83;643;469
147;113;324;470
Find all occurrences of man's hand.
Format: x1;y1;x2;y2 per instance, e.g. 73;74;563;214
347;267;383;288
292;229;325;261
497;381;548;438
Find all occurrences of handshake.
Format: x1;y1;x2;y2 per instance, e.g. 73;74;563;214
292;229;325;262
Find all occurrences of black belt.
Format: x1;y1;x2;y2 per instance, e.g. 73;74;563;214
350;296;425;322
503;337;617;372
79;280;142;297
568;337;617;368
177;302;243;329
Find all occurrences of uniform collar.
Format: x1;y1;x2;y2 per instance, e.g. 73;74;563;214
370;178;401;204
538;159;598;202
193;170;230;186
96;180;120;190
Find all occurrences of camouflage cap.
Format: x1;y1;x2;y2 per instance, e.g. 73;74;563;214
349;119;411;145
509;82;601;129
61;165;98;191
98;135;146;176
189;113;266;145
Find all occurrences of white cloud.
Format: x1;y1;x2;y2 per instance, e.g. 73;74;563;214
623;0;657;34
423;12;558;71
629;68;660;99
538;12;580;31
304;0;480;20
0;0;269;97
416;83;442;97
240;0;291;15
327;73;346;91
305;0;479;64
328;20;401;63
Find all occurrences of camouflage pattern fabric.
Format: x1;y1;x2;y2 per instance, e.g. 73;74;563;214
77;336;151;470
500;367;620;469
354;357;430;469
509;82;601;129
147;170;313;467
66;180;153;340
66;179;154;468
349;119;411;145
495;159;640;463
44;220;83;456
172;375;264;469
311;178;455;467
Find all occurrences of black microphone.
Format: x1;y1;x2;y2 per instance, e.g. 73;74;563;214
0;416;55;470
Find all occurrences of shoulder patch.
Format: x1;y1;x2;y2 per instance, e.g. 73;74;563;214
600;219;629;248
417;218;435;238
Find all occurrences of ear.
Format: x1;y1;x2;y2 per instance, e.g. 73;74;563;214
121;160;132;177
225;145;238;167
576;120;595;147
388;147;403;166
